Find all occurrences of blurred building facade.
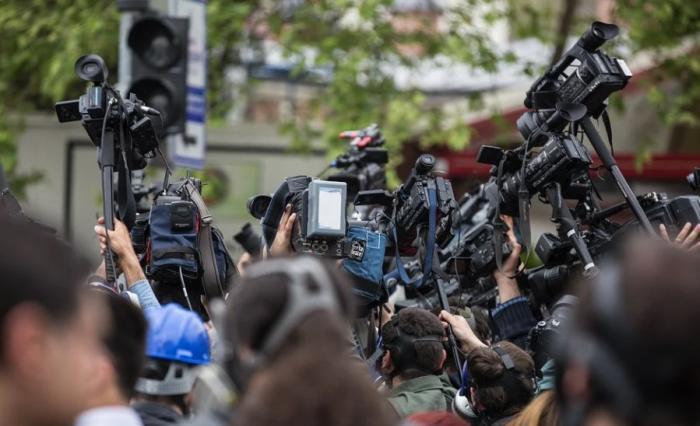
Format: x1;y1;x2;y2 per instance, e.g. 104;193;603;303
15;0;700;261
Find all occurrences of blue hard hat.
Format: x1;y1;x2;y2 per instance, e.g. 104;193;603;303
144;304;211;366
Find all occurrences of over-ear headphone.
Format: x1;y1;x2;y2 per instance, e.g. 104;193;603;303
453;344;536;420
381;314;447;379
225;257;349;390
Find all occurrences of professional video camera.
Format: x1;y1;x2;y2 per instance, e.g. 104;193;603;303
328;124;388;194
380;154;458;255
527;295;577;371
439;184;513;280
517;21;632;145
55;54;163;284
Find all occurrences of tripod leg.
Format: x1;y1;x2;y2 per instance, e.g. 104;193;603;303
580;117;655;235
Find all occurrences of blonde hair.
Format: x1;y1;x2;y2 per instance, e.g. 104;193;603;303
508;390;559;426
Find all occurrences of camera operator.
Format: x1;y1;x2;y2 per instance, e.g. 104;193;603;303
0;216;107;426
131;304;211;426
379;308;456;418
558;239;700;426
439;310;536;425
223;256;397;426
76;289;148;426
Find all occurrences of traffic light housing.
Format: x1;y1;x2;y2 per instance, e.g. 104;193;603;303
127;15;189;136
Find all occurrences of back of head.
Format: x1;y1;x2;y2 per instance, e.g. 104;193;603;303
468;341;535;419
226;257;396;426
0;216;90;362
561;239;700;425
93;289;147;400
381;307;446;379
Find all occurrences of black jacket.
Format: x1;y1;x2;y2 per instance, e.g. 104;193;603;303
132;401;183;426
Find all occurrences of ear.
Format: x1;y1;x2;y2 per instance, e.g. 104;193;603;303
3;305;51;385
438;349;447;370
380;350;394;374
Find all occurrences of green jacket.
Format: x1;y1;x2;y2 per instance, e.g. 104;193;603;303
387;374;456;418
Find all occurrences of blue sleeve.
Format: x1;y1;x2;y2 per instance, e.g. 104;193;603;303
491;296;537;349
129;279;161;312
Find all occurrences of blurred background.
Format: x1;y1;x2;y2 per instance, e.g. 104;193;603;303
1;0;698;261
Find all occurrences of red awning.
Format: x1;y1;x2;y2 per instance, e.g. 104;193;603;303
437;149;700;181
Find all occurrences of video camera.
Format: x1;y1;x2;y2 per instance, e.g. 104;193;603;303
55;54;165;284
439;184;512;279
517;21;632;145
477;133;593;216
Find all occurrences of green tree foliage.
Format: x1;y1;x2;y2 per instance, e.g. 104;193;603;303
0;0;119;195
615;0;700;127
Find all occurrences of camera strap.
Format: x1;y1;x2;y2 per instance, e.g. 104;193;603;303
183;181;225;300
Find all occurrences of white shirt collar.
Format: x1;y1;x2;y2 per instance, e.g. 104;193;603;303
75;406;144;426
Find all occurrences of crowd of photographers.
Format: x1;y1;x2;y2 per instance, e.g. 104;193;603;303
4;18;700;426
2;189;700;426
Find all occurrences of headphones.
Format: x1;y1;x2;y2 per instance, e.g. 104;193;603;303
380;314;447;380
226;257;349;390
453;344;536;420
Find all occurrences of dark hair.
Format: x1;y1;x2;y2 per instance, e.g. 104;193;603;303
381;308;446;378
93;290;147;399
468;341;535;418
570;240;700;425
226;257;396;426
0;216;91;364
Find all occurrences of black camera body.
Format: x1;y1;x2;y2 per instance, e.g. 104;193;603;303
478;133;592;216
621;194;700;238
393;155;458;254
55;70;159;171
439;186;512;279
517;22;631;145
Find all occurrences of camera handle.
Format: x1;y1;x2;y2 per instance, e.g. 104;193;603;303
544;183;598;277
99;121;118;285
580;117;655;235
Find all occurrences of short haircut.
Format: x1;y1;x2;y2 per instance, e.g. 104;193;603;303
94;290;147;399
468;341;535;417
381;308;446;376
0;216;91;364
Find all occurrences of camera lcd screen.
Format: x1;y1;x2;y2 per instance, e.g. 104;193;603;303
318;187;343;230
306;180;347;239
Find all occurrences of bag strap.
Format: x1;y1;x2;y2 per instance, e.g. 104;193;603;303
184;181;224;300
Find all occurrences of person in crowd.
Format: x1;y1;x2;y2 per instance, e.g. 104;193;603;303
380;308;456;418
0;216;106;426
224;256;397;426
440;309;535;425
132;304;211;426
558;239;700;426
75;289;148;426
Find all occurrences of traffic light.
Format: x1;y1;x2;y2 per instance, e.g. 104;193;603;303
127;15;189;136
